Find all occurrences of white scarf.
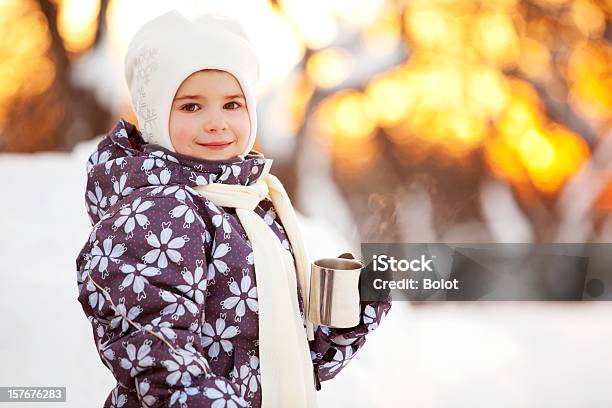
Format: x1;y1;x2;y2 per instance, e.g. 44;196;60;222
193;159;317;407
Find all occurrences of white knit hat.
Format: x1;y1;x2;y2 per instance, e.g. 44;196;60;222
124;10;260;156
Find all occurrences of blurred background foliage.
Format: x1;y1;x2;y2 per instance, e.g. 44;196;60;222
1;0;611;243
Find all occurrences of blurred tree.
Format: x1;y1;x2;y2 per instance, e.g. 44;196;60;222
0;0;112;153
271;0;611;242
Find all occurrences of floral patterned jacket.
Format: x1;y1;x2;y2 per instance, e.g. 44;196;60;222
75;119;391;408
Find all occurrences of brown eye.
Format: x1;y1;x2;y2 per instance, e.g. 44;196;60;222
181;103;200;112
224;101;241;110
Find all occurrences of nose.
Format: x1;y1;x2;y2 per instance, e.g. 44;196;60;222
203;111;227;134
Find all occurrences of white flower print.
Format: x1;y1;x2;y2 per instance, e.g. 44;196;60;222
189;172;217;187
177;260;207;304
202;379;246;408
159;289;198;320
87;149;112;173
263;208;276;226
142;150;178;174
330;333;358;346
170;201;197;229
246;251;254;265
281;239;290;251
206;201;232;238
162;151;180;164
112;197;154;237
245;355;260;397
143;316;177;341
190;173;208;186
98;337;115;362
310;350;322;362
169;387;199;407
230;365;249;398
105;156;128;175
201;315;240;361
141;155;164;174
317;325;331;336
274;220;286;234
220;271;258;322
109;386;127;408
88;222;103;244
118;262;161;300
320;346;356;373
86;210;112;238
162;185;182;198
110;298;143;333
219;164;241;181
202;228;212;245
189;320;201;334
145;180;183;199
174;186;191;202
184;184;204;201
119;339;154;377
99;344;116;375
207;241;231;283
136;378;157;408
161;346;204;387
95;320;105;338
216;214;233;238
86;278;106;311
179;342;211;372
116;127;128;138
143;222;189;269
147;168;172;195
232;354;260;398
109;173;134;206
77;259;89;292
363;304;380;332
90;236;126;278
87;181;108;218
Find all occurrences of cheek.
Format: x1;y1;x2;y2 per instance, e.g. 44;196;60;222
169;115;196;151
233;111;251;144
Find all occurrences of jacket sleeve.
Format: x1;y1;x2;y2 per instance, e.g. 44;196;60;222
76;195;246;407
309;300;391;383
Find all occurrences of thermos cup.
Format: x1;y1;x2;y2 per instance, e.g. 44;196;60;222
308;253;362;328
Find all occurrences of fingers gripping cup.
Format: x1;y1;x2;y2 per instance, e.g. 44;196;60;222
308;253;362;328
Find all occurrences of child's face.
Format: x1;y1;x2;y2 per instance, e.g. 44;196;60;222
169;70;250;161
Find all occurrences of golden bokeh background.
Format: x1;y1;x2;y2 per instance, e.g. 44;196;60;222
1;0;611;242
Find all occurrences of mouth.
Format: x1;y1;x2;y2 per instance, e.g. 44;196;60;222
196;141;234;150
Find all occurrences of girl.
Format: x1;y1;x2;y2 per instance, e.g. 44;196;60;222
76;10;391;408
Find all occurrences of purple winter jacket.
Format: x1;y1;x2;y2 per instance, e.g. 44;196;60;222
76;119;391;408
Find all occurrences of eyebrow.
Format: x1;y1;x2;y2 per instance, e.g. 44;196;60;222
174;94;245;101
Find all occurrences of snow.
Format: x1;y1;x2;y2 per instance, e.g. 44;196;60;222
0;140;611;407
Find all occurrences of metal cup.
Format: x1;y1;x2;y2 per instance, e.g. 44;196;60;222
308;253;362;328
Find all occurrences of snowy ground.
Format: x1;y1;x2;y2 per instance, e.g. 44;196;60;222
1;139;611;407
